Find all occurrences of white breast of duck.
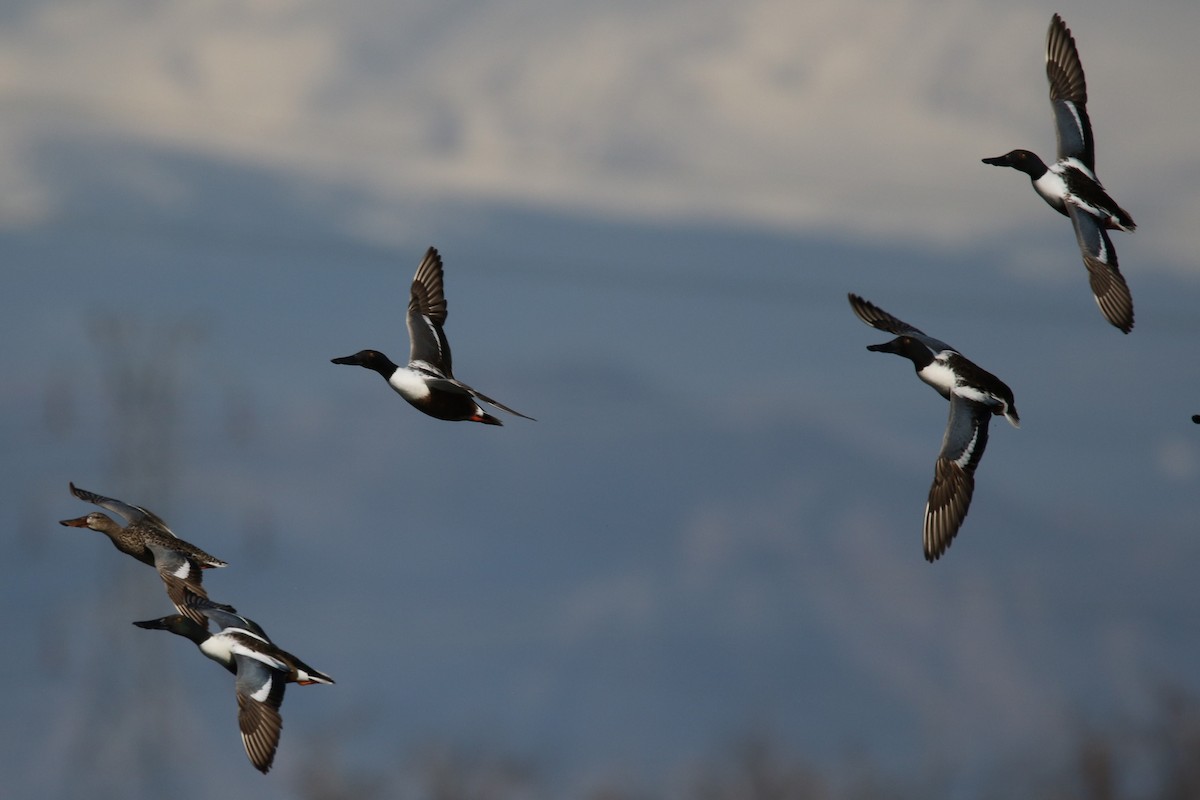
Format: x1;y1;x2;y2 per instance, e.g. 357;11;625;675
1033;166;1072;213
387;364;437;402
200;632;239;667
916;354;958;399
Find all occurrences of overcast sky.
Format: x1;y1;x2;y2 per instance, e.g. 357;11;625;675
4;0;1199;265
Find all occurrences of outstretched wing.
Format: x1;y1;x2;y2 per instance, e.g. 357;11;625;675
848;293;925;336
146;541;217;626
923;396;992;561
145;540;207;586
1046;14;1094;170
1067;205;1134;333
407;247;454;374
848;293;956;353
233;656;287;774
69;482;178;537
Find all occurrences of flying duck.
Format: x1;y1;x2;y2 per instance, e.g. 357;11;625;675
982;13;1136;333
849;294;1019;561
332;246;534;425
134;604;333;774
60;482;229;624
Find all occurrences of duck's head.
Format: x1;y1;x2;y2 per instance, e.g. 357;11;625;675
133;614;208;642
981;149;1045;177
867;335;936;370
331;349;397;376
59;512;118;532
868;335;920;358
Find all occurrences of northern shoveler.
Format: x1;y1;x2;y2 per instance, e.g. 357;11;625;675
133;604;333;774
332;246;535;424
60;482;228;625
982;14;1136;332
849;294;1019;561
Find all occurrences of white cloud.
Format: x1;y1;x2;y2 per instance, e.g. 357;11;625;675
4;0;1198;271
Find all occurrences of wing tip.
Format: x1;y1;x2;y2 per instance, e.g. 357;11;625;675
923;458;977;562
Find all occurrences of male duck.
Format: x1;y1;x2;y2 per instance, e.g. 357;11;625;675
60;482;228;625
982;14;1136;333
134;604;333;774
849;294;1019;562
332;246;534;425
